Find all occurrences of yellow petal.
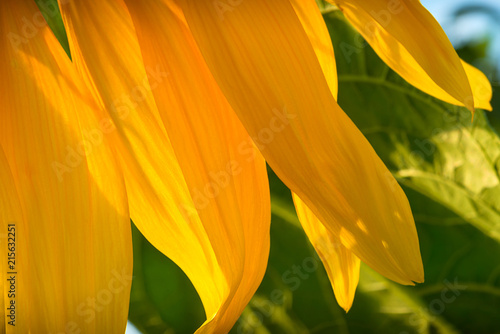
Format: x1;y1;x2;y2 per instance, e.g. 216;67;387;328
288;5;357;309
291;0;338;98
293;194;360;311
461;61;492;111
332;0;481;111
124;2;271;331
180;0;423;285
60;0;271;332
59;0;224;316
1;2;132;332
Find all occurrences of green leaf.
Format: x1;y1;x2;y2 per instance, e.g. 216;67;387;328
34;0;71;58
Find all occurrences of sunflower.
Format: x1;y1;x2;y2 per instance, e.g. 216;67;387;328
1;0;491;333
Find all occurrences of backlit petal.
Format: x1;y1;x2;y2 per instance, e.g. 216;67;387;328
332;0;477;111
290;2;360;311
0;2;132;332
293;194;360;311
291;0;338;97
180;0;423;285
461;61;492;111
60;1;271;332
59;0;223;317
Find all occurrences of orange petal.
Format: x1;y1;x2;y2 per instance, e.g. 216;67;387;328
179;0;423;285
60;0;271;332
333;0;483;111
291;0;338;98
293;194;360;311
1;2;132;332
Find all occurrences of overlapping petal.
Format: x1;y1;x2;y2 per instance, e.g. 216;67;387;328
289;1;363;310
60;0;224;317
332;0;492;111
1;1;132;332
179;0;423;285
293;194;360;311
291;0;338;97
59;0;270;332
